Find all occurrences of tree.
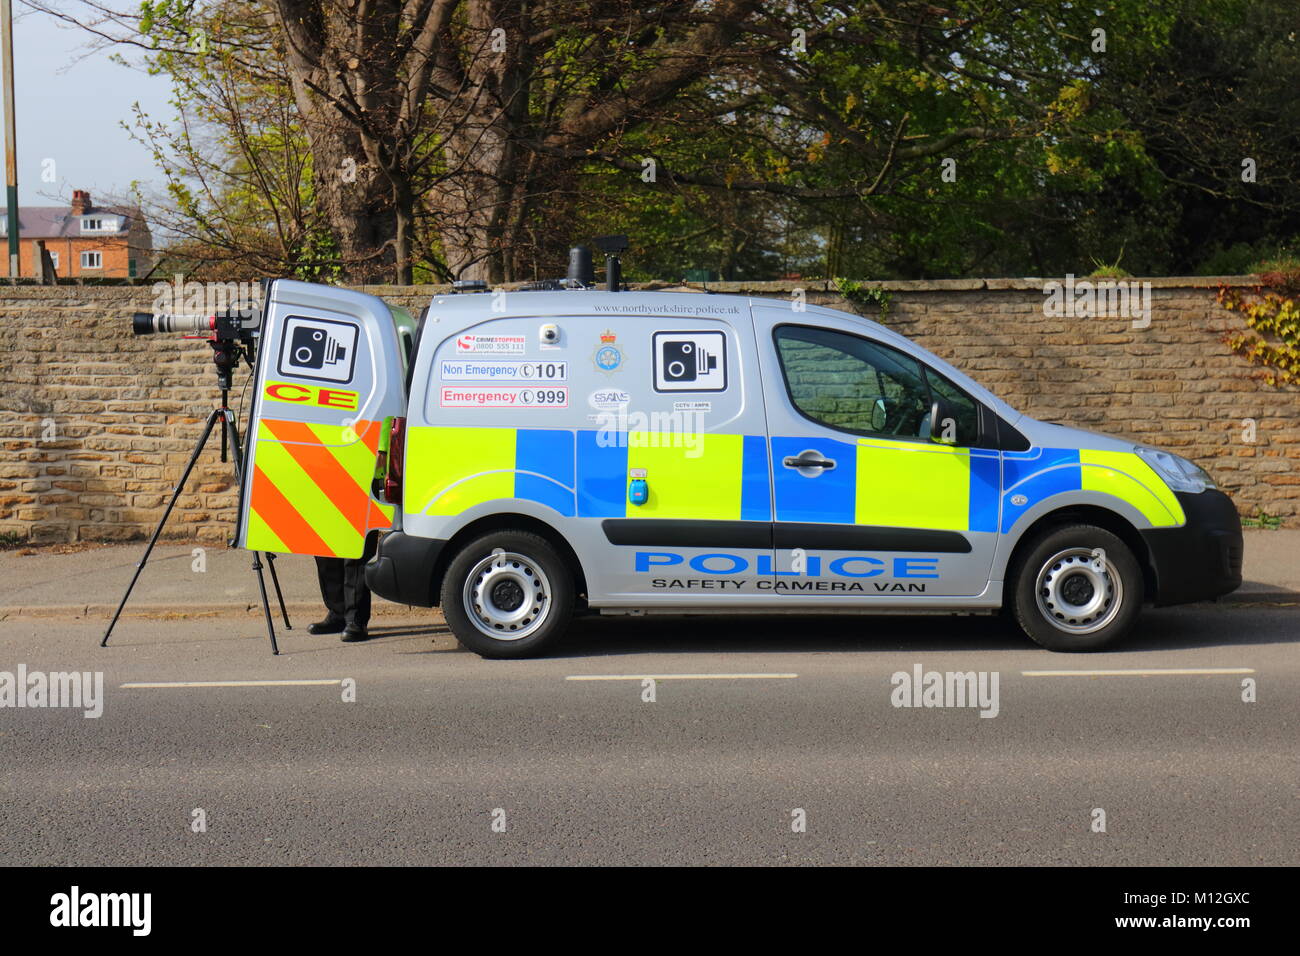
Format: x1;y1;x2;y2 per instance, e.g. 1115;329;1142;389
122;2;338;279
564;0;1184;279
1098;0;1300;275
39;0;1275;284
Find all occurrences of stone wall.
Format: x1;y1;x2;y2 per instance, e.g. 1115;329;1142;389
0;276;1295;544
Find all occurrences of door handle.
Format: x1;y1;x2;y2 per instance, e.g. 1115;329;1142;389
783;454;836;470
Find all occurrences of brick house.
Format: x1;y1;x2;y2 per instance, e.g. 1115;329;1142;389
0;189;152;279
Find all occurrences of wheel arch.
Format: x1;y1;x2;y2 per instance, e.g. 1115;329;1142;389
1000;504;1156;607
432;512;588;608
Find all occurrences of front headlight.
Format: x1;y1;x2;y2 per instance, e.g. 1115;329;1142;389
1135;446;1216;494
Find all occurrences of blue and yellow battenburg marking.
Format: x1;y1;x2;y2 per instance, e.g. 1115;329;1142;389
1001;447;1184;531
405;426;770;521
403;425;1185;533
769;435;999;531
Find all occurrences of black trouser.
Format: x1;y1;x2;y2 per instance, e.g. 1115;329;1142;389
315;535;378;629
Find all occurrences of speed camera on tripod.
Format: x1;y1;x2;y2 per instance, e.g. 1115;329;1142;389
131;307;258;339
105;291;291;655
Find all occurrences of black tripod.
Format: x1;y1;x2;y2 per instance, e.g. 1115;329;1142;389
101;329;291;655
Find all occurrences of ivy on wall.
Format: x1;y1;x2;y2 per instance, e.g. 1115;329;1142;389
1218;272;1300;387
833;278;894;321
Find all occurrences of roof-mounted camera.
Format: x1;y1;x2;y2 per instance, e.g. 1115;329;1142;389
593;235;628;292
518;237;630;292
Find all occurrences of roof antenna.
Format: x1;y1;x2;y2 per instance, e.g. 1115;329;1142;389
593;235;628;292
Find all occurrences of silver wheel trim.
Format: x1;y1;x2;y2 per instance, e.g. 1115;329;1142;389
1033;547;1124;635
462;549;552;641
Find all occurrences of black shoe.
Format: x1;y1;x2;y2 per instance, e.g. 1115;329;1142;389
341;625;370;643
308;617;345;635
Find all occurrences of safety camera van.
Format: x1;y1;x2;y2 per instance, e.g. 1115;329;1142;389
233;275;1243;657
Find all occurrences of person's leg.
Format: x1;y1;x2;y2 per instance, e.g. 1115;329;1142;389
340;535;378;637
313;557;347;631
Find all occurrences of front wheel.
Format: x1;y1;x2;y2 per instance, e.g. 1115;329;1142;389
440;530;575;658
1008;524;1144;652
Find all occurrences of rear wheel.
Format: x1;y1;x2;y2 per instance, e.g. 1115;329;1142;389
440;530;575;658
1008;524;1143;652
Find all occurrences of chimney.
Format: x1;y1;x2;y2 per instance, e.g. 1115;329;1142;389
71;189;90;216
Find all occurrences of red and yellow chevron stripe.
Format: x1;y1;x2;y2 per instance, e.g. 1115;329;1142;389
245;418;393;558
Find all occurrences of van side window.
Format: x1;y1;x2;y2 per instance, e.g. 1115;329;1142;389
774;325;931;439
923;367;980;446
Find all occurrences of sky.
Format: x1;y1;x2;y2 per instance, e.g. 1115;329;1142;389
2;4;172;209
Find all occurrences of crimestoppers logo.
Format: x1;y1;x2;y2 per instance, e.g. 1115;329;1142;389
50;887;151;937
890;664;1000;718
0;665;104;718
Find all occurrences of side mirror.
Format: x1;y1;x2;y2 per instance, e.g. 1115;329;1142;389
929;398;957;445
870;397;889;432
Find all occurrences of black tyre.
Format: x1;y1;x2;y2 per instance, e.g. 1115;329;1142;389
440;530;575;658
1007;524;1144;652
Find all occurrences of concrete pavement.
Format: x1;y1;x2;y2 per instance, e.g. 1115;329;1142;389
0;542;386;620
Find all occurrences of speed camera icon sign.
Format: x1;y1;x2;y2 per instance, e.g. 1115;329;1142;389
653;330;727;392
278;316;359;384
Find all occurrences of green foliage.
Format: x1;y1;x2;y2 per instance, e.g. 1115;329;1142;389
1248;253;1300;275
834;279;893;319
1087;249;1134;279
100;0;1300;281
127;1;338;279
567;0;1187;280
1241;512;1283;530
1194;243;1300;277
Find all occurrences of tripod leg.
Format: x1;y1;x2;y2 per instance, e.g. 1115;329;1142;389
251;551;280;656
220;409;282;652
221;408;245;476
263;552;292;629
102;408;226;648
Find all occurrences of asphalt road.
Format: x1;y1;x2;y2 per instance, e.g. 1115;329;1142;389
0;604;1296;866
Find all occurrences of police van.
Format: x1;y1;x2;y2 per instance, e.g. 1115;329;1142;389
233;276;1243;657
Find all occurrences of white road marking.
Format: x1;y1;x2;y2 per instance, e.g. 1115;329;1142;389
120;679;343;689
566;673;798;681
1021;668;1255;678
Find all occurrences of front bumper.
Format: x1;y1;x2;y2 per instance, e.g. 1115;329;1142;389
1140;489;1243;606
364;531;447;608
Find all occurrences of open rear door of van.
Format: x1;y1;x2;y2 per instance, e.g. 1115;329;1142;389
234;280;406;558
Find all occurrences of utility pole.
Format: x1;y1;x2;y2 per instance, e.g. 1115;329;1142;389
1;0;17;278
